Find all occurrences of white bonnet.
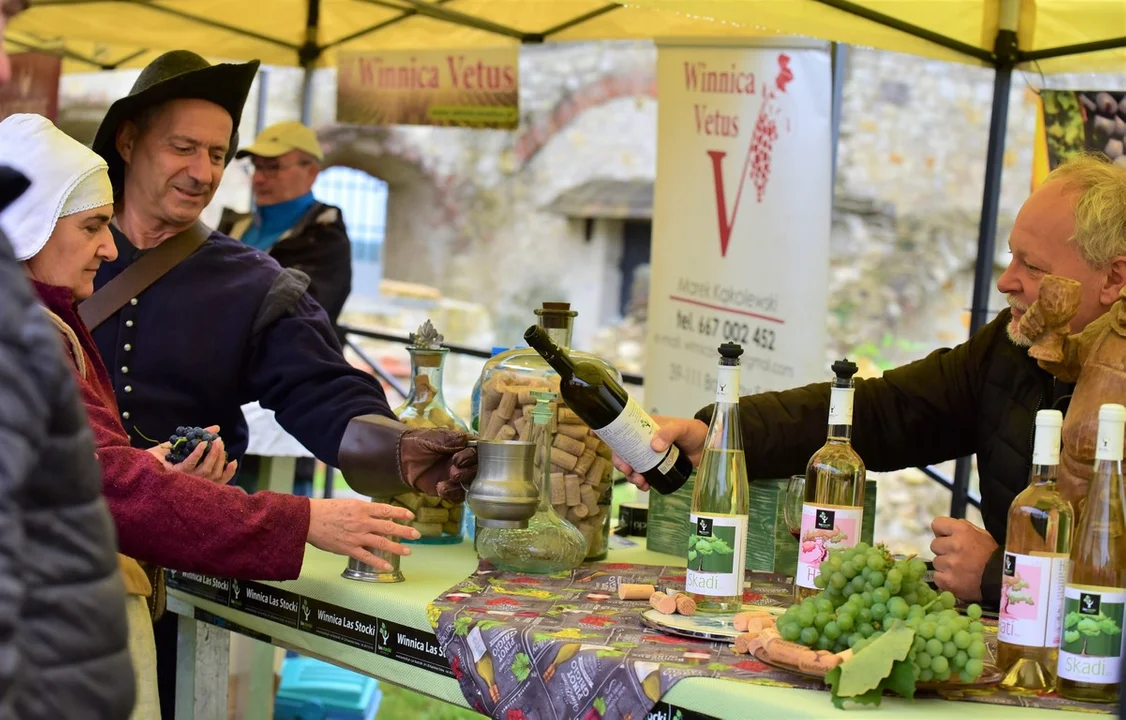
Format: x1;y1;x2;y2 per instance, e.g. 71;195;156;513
0;113;113;261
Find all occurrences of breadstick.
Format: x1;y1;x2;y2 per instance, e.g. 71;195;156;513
649;592;677;615
617;583;655;601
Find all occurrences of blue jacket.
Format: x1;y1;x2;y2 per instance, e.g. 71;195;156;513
92;226;393;464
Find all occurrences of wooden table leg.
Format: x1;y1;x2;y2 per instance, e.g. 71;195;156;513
174;615;230;720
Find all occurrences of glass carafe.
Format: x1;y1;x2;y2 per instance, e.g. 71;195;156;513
391;320;467;545
477;303;619;560
477;391;587;572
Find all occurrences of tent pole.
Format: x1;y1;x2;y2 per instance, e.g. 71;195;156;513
950;0;1020;520
300;0;321;125
830;42;847;201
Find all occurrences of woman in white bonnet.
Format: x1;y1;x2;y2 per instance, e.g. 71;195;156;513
0;113;268;720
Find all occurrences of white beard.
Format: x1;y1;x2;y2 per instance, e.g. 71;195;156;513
1006;319;1032;347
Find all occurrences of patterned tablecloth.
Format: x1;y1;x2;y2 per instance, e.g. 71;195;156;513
427;563;1113;720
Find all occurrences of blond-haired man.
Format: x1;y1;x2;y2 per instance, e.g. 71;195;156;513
615;154;1126;607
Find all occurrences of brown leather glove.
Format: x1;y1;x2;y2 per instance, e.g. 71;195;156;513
337;414;477;503
399;427;477;503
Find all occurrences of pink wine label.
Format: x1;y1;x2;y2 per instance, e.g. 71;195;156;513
795;503;862;589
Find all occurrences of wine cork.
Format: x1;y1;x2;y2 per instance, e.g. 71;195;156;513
496;392;519;420
496;424;517;441
564;475;581;506
483;412;508;440
522;404;534;420
649;592;677;615
733;611;775;632
550;473;567;504
557;423;588;440
584;435;601;451
569;504;589;520
617;583;655;601
596;443;613;460
482;389;502;411
559;407;582;424
758;626;782;646
413;522;444;537
798;651;843;676
394;493;423;512
673;593;696;616
553;503;569;518
574;449;597;475
514;416;530;441
764;639;807;666
518;390;535;405
585;456;608;484
733;633;756;655
415;507;449;524
553;434;586;457
442;521;461;535
552;447;579;472
579;484;596;509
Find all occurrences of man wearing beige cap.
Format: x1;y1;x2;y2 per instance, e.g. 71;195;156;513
220;120;352;328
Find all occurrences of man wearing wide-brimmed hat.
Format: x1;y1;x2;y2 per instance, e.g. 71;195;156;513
87;50;478;715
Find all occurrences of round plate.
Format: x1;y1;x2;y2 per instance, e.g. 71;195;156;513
751;651;1003;690
640;605;784;643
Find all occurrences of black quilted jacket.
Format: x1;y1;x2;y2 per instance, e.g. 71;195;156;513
0;167;134;718
697;310;1071;606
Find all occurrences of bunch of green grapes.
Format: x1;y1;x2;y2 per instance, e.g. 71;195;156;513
776;543;988;683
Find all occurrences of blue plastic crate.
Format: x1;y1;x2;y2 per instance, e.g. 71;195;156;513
274;657;381;720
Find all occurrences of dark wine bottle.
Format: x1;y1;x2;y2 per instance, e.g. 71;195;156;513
524;325;693;494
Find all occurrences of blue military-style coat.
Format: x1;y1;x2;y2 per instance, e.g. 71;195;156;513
92;226;394;463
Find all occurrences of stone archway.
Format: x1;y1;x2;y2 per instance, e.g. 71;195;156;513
319;125;461;290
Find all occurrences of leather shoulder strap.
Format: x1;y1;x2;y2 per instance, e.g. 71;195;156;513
78;221;210;331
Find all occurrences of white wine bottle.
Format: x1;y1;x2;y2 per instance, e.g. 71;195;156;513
524;325;694;494
998;409;1073;690
795;359;866;602
1057;403;1126;703
687;343;749;613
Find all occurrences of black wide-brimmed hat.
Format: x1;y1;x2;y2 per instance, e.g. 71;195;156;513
92;50;260;191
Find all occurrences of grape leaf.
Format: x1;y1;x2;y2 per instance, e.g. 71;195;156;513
511;652;532;682
1098;617;1121;635
478;620;505;633
593;698;607;715
835;625;916;698
826;668;885;710
1064;611;1081;629
1064;629;1081;644
881;660;919;701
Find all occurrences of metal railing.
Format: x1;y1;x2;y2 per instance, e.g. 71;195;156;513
338;322;976;516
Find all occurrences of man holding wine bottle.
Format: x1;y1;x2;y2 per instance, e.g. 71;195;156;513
614;154;1126;608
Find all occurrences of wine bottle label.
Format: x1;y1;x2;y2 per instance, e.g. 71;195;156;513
1057;584;1126;683
828;387;854;426
686;513;748;597
795;503;863;590
594;396;675;474
1095;419;1125;461
998;551;1068;648
467;625;487;663
715;365;740;404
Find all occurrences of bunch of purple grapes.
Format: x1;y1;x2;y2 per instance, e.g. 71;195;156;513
166;426;219;465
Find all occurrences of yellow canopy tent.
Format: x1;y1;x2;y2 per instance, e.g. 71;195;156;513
9;0;1123;73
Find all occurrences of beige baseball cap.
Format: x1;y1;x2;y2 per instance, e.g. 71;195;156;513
235;120;323;161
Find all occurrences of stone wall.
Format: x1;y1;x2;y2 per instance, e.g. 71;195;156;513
55;43;1126;557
